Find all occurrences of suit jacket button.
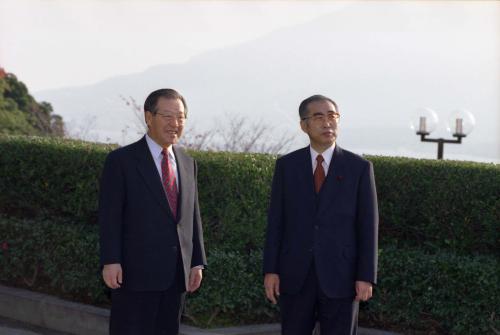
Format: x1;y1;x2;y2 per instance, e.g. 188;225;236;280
172;246;177;252
314;225;319;230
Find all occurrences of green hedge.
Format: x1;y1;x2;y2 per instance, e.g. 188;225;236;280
0;135;498;255
185;249;277;326
1;216;498;334
373;157;500;255
0;135;115;222
0;216;104;304
189;151;275;253
372;245;500;334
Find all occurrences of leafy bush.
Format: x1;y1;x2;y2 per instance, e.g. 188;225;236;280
0;216;105;304
1;135;498;255
372;156;500;254
370;245;500;334
1;216;498;334
189;151;275;253
0;135;114;221
186;249;277;327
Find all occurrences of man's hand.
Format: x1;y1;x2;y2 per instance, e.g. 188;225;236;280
102;263;122;289
355;281;373;301
188;267;203;293
264;273;280;304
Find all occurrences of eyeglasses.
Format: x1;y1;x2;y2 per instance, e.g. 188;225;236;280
155;112;186;124
301;112;340;123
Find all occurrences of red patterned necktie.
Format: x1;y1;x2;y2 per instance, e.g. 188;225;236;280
314;154;325;193
161;149;178;218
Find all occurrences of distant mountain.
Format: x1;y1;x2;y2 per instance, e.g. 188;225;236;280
34;2;499;161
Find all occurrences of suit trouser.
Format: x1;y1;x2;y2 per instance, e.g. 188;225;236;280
109;255;186;335
279;263;359;335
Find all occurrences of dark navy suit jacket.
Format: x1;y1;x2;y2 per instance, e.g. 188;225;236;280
263;145;378;298
99;136;206;291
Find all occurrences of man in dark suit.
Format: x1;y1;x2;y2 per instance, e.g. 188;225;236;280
99;88;206;335
263;95;378;335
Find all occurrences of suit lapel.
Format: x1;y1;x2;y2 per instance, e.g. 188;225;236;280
317;145;346;211
294;146;317;210
134;137;175;220
173;146;191;223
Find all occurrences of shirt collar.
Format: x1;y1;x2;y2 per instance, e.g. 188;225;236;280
309;143;335;166
145;134;174;160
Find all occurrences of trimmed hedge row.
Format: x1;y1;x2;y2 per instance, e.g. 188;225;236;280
373;157;500;255
0;135;114;222
370;245;500;334
0;216;498;333
0;216;104;304
190;151;275;253
0;135;498;254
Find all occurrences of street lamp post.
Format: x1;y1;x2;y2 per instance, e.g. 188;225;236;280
412;109;475;160
416;130;466;160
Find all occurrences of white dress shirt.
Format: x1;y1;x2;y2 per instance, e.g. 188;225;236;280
145;134;179;188
309;143;335;176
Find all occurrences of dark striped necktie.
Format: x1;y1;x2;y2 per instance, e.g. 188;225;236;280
161;149;178;218
314;154;325;193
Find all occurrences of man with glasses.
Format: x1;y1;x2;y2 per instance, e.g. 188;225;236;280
99;88;206;335
264;95;379;335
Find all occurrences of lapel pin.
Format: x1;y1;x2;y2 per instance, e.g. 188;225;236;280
336;175;344;181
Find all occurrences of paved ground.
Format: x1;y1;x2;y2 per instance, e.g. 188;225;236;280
0;318;397;335
0;284;399;335
0;318;399;335
0;316;69;335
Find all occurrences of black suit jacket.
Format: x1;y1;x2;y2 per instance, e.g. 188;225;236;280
263;145;378;298
99;136;206;291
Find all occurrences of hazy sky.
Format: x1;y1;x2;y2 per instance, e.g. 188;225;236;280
1;0;499;161
1;0;353;91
